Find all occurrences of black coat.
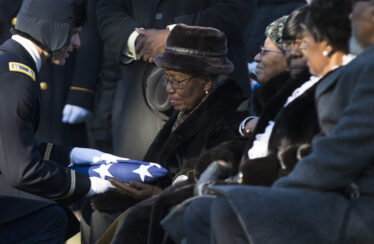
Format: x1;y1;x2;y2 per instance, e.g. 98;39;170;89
97;0;255;94
191;69;315;185
93;0;256;160
144;79;247;182
239;69;319;185
245;0;306;61
250;71;292;116
95;80;247;244
0;40;90;223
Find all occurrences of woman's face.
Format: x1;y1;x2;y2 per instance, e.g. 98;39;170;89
254;37;288;83
283;36;308;77
164;70;212;112
302;31;330;77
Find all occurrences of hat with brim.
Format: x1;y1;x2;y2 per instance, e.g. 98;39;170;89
155;24;234;75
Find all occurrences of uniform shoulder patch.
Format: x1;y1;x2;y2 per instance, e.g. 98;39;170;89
8;62;36;81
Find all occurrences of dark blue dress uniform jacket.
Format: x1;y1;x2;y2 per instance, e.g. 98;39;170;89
0;39;91;224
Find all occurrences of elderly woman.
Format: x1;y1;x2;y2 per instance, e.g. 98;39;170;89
243;12;310;135
81;24;247;244
181;2;355;242
138;24;247;184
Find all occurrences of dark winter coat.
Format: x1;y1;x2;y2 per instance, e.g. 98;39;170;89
93;80;247;244
239;68;317;185
144;79;247;183
94;0;256;160
194;69;315;186
250;70;292;116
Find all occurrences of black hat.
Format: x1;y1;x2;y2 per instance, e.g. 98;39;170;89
14;0;86;53
155;24;234;75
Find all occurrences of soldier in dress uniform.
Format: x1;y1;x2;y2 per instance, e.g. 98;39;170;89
0;0;115;242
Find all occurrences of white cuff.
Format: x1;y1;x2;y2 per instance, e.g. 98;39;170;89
166;24;176;31
123;30;141;60
173;175;188;185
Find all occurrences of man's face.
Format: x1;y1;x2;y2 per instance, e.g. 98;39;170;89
350;1;374;49
254;37;288;83
51;27;81;65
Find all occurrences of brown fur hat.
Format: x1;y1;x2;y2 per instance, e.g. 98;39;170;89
155;24;234;75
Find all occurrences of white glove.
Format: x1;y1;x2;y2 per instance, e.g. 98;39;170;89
70;147;129;166
87;177;114;196
62;104;90;124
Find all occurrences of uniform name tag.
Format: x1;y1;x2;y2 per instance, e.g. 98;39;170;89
9;62;36;81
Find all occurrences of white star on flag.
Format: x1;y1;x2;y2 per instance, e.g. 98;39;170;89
133;164;153;182
93;164;114;179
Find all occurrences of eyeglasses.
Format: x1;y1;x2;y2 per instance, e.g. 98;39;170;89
259;46;283;56
161;73;201;89
282;39;307;51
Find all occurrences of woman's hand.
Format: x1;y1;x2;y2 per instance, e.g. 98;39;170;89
109;179;162;201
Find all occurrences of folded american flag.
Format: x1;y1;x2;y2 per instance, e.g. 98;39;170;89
70;159;168;184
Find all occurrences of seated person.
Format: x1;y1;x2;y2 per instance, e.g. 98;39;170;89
240;15;290;135
81;24;247;243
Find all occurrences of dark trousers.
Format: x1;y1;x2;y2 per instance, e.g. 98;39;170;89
0;205;67;244
80;199;123;244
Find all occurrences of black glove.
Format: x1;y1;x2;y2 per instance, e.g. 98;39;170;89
109;179;162;201
194;139;247;180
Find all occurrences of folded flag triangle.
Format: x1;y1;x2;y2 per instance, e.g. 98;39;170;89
70;159;168;184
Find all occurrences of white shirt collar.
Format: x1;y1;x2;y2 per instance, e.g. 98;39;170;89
11;35;41;72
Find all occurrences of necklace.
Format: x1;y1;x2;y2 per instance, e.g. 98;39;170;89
171;98;206;132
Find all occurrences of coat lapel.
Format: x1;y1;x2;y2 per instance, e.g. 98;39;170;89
315;67;343;102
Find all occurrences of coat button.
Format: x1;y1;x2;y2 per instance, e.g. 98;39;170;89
155;13;163;20
40;82;48;90
11;17;17;26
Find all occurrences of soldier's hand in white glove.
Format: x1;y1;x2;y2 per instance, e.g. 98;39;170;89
86;177;115;196
70;147;129;166
62;104;90;124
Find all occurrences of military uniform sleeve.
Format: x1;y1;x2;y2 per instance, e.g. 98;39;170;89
274;62;374;191
0;72;90;205
66;0;102;111
36;143;73;166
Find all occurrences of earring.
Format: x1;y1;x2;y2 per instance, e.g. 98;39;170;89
205;90;209;95
322;50;328;56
